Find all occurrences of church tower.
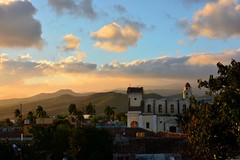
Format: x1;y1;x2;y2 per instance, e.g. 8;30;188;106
127;87;143;128
183;82;192;99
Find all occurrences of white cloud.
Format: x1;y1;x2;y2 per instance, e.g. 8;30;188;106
178;0;240;39
90;22;142;52
0;0;43;49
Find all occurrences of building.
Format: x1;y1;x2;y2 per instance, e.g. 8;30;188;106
127;83;193;133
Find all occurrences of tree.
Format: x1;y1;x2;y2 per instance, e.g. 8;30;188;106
36;106;47;123
14;108;21;118
67;127;113;160
75;109;84;127
68;103;77;115
85;102;96;116
179;60;240;159
115;112;127;125
27;111;36;124
3;118;13;127
53;114;70;126
104;106;115;122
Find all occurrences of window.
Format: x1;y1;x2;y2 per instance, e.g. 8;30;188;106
182;104;186;113
158;104;162;113
170;104;174;113
147;104;151;113
146;122;150;129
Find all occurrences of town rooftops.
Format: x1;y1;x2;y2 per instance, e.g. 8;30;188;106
127;87;143;94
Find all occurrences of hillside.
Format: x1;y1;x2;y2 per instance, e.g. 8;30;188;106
0;90;164;120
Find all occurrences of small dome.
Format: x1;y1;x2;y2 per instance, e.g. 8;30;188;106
185;82;191;88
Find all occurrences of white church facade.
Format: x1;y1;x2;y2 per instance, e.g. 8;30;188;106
127;83;193;133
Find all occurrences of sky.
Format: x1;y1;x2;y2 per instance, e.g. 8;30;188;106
0;0;240;99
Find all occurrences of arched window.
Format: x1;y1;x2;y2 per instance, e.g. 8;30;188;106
170;104;174;113
158;104;162;113
147;104;151;113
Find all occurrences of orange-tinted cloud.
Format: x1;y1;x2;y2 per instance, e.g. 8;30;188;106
179;0;240;39
61;34;80;51
0;49;239;99
90;22;142;52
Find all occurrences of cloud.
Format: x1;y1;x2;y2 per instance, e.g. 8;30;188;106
114;4;126;14
0;0;43;49
178;39;185;45
1;49;239;98
180;0;217;4
61;34;80;51
0;52;96;85
90;22;142;52
99;49;240;79
187;49;240;65
178;0;240;39
48;0;97;19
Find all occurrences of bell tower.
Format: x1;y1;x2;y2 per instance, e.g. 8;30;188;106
183;82;192;99
127;87;144;128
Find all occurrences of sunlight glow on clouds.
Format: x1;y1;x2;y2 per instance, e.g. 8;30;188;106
61;34;80;51
90;22;142;52
0;49;239;98
179;0;240;39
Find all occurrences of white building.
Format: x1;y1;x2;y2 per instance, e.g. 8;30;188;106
127;83;192;133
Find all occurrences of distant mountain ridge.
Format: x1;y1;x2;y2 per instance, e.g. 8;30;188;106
0;89;181;121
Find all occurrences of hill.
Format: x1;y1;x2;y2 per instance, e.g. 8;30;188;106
0;90;164;120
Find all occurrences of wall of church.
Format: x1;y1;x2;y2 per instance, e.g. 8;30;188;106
166;99;178;116
141;115;157;132
128;93;142;107
143;99;155;114
155;99;167;115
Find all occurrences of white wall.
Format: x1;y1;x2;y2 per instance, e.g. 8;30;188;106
129;93;142;107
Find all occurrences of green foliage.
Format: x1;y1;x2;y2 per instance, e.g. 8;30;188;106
29;125;54;149
104;106;115;122
85;102;96;115
36;106;47;123
67;127;113;160
51;124;71;159
2;118;14;127
179;60;240;159
27;111;36;124
14;108;21;118
115;112;127;125
68;103;77;115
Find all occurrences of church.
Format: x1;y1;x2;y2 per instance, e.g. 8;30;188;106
126;83;193;133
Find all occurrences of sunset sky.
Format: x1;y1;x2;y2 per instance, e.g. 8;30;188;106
0;0;240;99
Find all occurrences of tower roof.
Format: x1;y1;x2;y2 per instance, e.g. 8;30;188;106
127;87;143;94
184;82;191;88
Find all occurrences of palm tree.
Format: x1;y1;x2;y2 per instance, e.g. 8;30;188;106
14;108;21;118
104;106;115;123
27;111;36;124
53;114;70;125
85;102;96;116
68;103;77;115
36;105;47;123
